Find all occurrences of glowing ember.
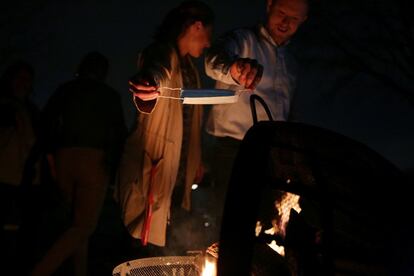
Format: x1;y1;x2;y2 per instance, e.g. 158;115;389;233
255;221;262;237
268;240;285;256
201;258;216;276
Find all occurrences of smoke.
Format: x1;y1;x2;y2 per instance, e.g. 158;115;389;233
161;183;220;256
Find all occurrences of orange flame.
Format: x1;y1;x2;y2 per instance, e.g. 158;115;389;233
258;191;301;256
276;192;301;237
201;258;217;276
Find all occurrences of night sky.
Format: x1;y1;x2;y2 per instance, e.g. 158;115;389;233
2;0;413;171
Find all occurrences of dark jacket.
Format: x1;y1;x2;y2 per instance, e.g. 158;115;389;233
41;77;127;172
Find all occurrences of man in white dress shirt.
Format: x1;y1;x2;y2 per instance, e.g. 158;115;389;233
204;0;308;228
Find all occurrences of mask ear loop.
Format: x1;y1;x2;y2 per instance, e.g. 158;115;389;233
156;87;184;100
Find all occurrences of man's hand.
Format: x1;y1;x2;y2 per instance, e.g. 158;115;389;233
129;79;159;101
230;58;263;90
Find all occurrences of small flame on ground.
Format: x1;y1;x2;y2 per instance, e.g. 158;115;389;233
201;258;217;276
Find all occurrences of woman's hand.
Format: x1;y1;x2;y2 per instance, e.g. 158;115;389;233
128;79;159;101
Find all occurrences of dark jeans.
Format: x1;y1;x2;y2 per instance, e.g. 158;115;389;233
209;136;241;233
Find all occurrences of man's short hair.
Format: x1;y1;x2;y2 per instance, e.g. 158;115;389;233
77;51;109;81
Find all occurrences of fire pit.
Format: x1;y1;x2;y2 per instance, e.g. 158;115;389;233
112;256;201;276
217;120;409;275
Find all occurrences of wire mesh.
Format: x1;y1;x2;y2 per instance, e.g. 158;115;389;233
112;256;200;276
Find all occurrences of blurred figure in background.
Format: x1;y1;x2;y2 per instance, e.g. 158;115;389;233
31;51;127;276
0;60;40;192
0;60;41;273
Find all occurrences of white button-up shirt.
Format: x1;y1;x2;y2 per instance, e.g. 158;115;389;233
205;24;297;140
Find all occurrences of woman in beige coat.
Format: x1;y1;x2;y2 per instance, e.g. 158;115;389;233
115;1;214;248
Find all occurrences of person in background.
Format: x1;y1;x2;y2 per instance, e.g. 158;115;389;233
0;60;40;190
0;60;41;274
204;0;308;236
115;0;214;254
31;51;127;276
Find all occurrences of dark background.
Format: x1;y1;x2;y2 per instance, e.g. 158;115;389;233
2;0;414;274
1;0;413;172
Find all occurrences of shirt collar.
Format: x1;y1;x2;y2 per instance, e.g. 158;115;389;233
258;24;289;48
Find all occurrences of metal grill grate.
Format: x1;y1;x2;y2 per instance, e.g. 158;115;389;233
112;256;200;276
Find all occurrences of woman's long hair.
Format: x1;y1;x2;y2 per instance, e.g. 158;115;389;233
154;0;214;43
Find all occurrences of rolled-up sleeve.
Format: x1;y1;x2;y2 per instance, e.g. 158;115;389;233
205;30;245;86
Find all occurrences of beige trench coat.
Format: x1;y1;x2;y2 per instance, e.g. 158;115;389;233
115;45;202;246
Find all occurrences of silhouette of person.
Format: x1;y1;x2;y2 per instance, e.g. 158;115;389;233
31;51;127;276
0;60;41;273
